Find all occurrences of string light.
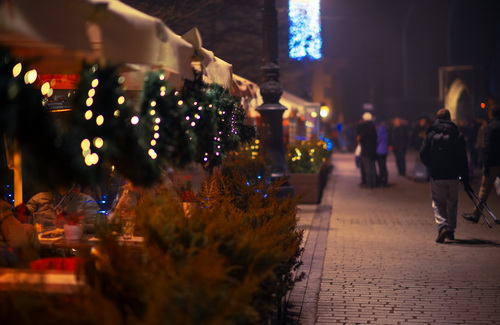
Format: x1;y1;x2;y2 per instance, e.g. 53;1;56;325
148;149;158;159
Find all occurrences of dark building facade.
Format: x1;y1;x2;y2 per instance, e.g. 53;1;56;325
124;0;500;124
314;0;500;124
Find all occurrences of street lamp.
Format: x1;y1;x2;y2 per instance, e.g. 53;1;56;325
256;0;293;197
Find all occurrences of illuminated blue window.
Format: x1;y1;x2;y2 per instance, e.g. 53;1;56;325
288;0;322;60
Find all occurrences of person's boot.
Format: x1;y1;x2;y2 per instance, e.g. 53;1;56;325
436;228;449;243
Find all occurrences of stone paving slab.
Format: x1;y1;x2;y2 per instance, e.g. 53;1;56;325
290;151;500;324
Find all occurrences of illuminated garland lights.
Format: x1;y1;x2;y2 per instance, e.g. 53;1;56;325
0;47;95;189
288;0;323;60
287;140;331;173
0;46;256;189
140;70;196;169
73;64;160;186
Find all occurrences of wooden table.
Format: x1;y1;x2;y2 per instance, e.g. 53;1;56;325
39;231;144;257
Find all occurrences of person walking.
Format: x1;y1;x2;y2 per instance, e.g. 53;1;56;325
462;105;500;223
390;117;409;176
419;108;469;243
356;112;378;188
376;118;389;187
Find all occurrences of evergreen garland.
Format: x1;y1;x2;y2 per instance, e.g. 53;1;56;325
181;72;218;168
1;47;257;191
139;70;196;169
72;63;160;187
0;47;95;190
206;84;257;168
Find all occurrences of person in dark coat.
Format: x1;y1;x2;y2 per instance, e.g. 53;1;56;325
462;105;500;223
419;108;469;243
390;117;409;176
376;118;389;187
356;112;378;188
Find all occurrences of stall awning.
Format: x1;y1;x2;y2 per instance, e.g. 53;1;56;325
0;0;194;79
182;27;233;89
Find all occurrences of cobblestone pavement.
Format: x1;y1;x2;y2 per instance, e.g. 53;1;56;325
291;151;500;325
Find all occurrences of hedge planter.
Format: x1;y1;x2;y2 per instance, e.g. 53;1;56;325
288;161;331;204
288;172;320;204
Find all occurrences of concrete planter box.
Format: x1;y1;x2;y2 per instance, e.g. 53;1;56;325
288;172;321;204
288;161;331;204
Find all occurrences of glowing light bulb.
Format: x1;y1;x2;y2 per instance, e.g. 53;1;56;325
85;110;93;120
117;96;125;105
96;115;104;126
24;69;37;84
85;155;93;166
91;79;99;88
81;139;91;150
148;149;157;159
131;116;139;125
41;82;51;95
93;137;104;148
88;89;95;98
91;153;99;164
86;98;94;107
12;63;22;77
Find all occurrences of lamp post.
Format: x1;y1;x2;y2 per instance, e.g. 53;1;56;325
257;0;293;197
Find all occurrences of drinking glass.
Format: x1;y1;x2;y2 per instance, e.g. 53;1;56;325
33;213;44;234
122;219;135;240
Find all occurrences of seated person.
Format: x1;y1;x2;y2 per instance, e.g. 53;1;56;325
26;184;100;232
0;199;39;267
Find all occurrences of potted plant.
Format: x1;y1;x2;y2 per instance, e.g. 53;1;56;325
55;211;84;241
287;140;332;204
174;180;197;217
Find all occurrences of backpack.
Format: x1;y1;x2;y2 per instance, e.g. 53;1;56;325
429;128;458;169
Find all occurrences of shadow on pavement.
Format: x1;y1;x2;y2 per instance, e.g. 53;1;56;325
448;239;500;247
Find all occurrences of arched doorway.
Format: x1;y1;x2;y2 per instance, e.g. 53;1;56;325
445;78;472;121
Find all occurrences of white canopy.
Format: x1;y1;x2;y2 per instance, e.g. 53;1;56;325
0;0;194;79
182;27;233;89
